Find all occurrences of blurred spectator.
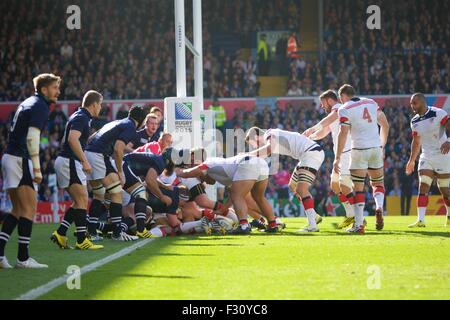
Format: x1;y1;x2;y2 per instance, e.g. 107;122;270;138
209;98;226;132
287;81;304;96
258;34;269;76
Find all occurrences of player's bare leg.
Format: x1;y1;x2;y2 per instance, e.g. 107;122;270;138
87;180;106;240
251;179;279;233
244;192;267;230
229;180;255;234
436;173;450;227
331;174;355;229
102;173;136;241
291;169;321;232
124;182;149;238
0;189;21;268
52;183;103;250
409;170;433;228
348;169;367;234
14;185;48;267
368;167;385;230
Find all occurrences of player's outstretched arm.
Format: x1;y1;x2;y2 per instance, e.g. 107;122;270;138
377;110;390;148
309;126;332;141
247;142;272;158
175;166;204;179
406;134;421;175
304;110;338;137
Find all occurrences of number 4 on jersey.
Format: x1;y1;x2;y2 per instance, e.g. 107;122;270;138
363;107;373;123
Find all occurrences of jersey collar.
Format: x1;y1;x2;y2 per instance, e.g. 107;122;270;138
35;93;51;106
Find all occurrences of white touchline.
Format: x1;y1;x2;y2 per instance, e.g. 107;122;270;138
16;238;157;300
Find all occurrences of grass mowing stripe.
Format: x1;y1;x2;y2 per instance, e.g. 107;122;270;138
16;238;156;300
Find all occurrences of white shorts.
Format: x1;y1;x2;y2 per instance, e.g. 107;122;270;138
418;153;450;174
350;147;383;170
331;150;351;182
85;151;117;181
1;154;37;191
55;156;87;189
297;150;325;172
233;157;269;183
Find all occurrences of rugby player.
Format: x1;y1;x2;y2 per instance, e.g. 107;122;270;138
406;93;450;227
246;127;325;232
84;105;147;241
303;90;357;229
334;84;390;234
1;73;61;268
51;91;104;250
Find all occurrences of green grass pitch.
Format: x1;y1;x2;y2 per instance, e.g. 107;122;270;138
0;216;449;300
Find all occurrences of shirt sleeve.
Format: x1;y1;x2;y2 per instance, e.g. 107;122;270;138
410;121;419;137
29;102;50;130
438;109;449;126
338;108;351;126
69;115;87;133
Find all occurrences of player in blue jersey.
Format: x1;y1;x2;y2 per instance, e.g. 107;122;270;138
84;105;147;242
125;113;160;152
0;74;61;269
51;91;104;251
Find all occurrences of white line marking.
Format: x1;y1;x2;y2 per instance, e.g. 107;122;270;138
16;238;156;300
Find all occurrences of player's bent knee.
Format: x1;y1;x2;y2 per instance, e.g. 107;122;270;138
106;182;122;194
130;185;147;200
437;178;450;189
339;175;353;190
92;185;106;198
419;175;433;187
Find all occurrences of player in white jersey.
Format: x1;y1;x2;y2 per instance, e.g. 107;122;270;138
245;127;325;232
334;84;390;234
304;90;357;229
176;152;278;234
405;93;450;227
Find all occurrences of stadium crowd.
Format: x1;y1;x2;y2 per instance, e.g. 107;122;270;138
0;0;302;102
287;0;449;96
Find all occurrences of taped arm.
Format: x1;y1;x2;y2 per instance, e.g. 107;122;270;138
27;127;41;172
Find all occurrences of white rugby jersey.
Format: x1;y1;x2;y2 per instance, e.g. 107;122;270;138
159;171;201;189
199;155;264;186
263;128;318;159
329;103;352;154
338;97;382;149
411;107;449;156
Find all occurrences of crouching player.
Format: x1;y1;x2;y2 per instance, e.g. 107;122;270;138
176;152;278;234
51;90;104;250
246;127;324;232
85;105;147;241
